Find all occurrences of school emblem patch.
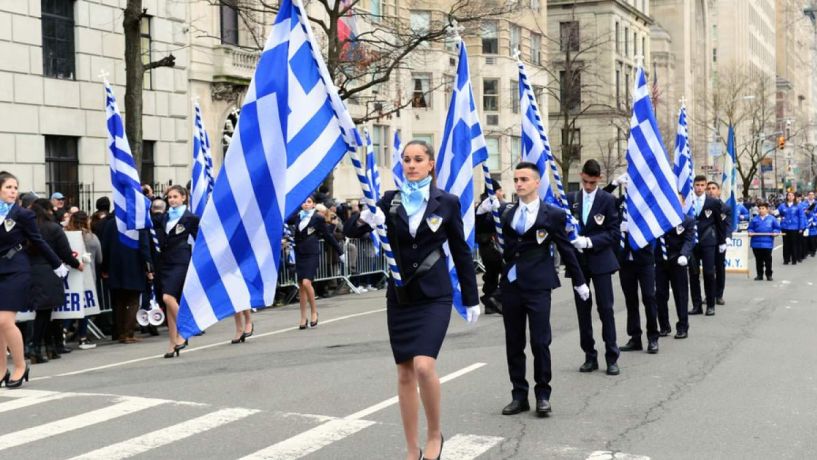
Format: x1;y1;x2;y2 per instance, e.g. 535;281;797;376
536;229;548;244
175;224;185;234
721;213;727;221
704;209;712;218
307;227;315;235
593;214;605;225
676;225;685;235
4;219;15;232
426;214;443;232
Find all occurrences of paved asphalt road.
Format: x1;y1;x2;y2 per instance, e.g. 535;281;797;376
2;248;816;459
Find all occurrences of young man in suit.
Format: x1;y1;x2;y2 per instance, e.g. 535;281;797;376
568;160;621;376
655;195;696;339
688;175;727;316
706;181;732;306
499;162;589;417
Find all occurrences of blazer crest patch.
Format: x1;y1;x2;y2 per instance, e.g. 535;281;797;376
175;224;185;234
4;219;15;232
704;209;712;219
536;229;548;244
426;214;443;233
721;213;727;220
676;225;685;235
593;214;605;225
307;227;315;235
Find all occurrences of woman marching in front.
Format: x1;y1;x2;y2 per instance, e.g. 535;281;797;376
0;171;65;388
347;141;480;460
154;185;199;358
291;196;343;330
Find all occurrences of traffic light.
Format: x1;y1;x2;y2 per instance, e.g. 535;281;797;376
778;136;786;149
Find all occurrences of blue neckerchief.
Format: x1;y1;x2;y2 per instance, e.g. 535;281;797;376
299;210;313;221
400;176;432;217
168;205;186;222
0;202;12;220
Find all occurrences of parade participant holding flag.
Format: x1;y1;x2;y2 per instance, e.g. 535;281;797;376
688;175;727;316
655;194;696;339
748;202;781;281
352;140;478;460
154;185;199;358
706;181;732;306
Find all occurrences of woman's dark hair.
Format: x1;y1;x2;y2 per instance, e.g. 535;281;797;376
166;185;188;202
67;211;91;233
95;196;111;212
402;140;437;184
30;198;55;225
0;170;17;189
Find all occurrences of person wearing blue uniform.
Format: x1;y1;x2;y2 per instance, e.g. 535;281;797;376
736;201;750;227
498;162;589;418
803;191;817;257
0;171;65;388
776;191;803;265
568;159;621;375
747;202;781;280
290;196;343;330
688;175;727;316
796;193;808;262
349;140;479;460
154;185;199;358
655;208;696;339
706;181;732;306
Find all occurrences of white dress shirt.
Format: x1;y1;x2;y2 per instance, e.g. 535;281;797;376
408;200;429;238
298;210;314;231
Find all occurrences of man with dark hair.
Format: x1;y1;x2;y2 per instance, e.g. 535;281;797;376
688;175;727;316
706;181;732;305
568;159;621;375
475;182;511;314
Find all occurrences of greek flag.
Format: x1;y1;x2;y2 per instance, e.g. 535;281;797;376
518;73;555;203
364;130;382;254
392;131;404;188
176;0;359;337
104;81;152;249
625;66;684;249
673;105;694;215
191;101;214;217
437;38;488;318
722;126;738;231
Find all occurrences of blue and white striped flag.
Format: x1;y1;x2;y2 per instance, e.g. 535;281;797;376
518;74;555;203
391;131;404;188
673;104;694;215
104;81;152;249
625;66;684;249
364;130;382;254
437;38;488;318
722;125;738;231
191;101;214;217
176;0;359;337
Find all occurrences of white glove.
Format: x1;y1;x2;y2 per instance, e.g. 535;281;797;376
724;237;732;246
81;252;92;264
805;229;810;237
571;236;592;249
773;210;780;217
465;305;480;324
620;221;628;233
574;283;590;301
718;244;727;253
339;253;347;265
477;196;500;215
677;255;688;267
612;173;629;187
360;207;386;227
53;264;69;278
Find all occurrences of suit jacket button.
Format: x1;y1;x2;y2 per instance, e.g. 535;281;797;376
412;262;418;268
411;243;418;249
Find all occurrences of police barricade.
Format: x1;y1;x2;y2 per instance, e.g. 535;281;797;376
347;237;388;291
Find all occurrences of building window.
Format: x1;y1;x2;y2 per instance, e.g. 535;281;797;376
413;133;434;147
625;67;631;105
444;74;455;107
371;124;389;166
616;69;621;109
510;135;521;166
44;136;79;205
411;73;431;108
624;26;629;56
530;33;542;65
220;0;239;45
559;70;581;113
483;78;499;112
509;25;521;56
561;128;581;162
410;10;430;35
141;16;152;89
370;0;382;21
533;85;546;112
511;79;519;114
560;21;579;52
633;31;638;56
42;0;75;79
530;0;540;12
713;47;717;63
481;21;498;54
615;22;620;53
486;137;501;171
641;36;646;59
142;140;155;186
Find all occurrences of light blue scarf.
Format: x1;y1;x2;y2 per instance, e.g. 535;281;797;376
168;205;186;222
400;176;432;217
0;202;12;220
299;209;314;221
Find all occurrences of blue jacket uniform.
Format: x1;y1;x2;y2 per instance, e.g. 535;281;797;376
567;189;621;275
736;203;750;222
748;215;781;249
804;201;817;237
777;202;804;231
0;205;61;274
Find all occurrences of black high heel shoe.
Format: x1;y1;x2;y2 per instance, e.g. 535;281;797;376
6;365;30;389
163;349;179;358
230;334;244;344
241;324;254;340
299;320;308;330
422;434;443;460
310;313;319;328
1;369;9;387
174;340;188;352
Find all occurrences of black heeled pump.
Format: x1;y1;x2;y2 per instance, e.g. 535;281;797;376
6;365;30;389
310;313;319;328
174;340;188;352
422;434;444;460
1;369;9;387
299;320;308;330
163;349;179;359
241;324;254;340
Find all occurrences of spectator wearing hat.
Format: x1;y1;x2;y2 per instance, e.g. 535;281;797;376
50;192;66;223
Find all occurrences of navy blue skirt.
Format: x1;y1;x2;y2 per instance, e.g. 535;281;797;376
0;271;31;312
296;254;319;281
387;297;452;364
160;263;188;300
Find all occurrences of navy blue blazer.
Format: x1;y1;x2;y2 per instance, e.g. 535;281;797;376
350;186;479;306
0;205;61;274
606;187;655;266
154;210;199;266
720;202;734;238
568;189;621;275
100;217;153;292
290;213;343;256
500;201;586;291
693;195;727;247
654;215;696;264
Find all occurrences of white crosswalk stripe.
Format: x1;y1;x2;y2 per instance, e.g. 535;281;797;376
444;434;505;459
238;418;376;460
0;390;74;414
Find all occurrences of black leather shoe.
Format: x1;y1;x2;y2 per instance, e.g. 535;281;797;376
766;276;773;281
501;399;530;415
659;329;671;337
535;399;552;417
715;298;725;305
620;338;642;352
579;359;599;373
754;276;763;281
674;330;688;339
647;340;659;354
705;307;715;316
689;307;703;315
606;363;620;376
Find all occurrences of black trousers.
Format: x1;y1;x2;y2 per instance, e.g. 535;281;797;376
573;272;619;365
478;244;502;297
111;289;140;340
656;261;689;333
31;309;53;351
752;248;773;278
715;250;726;299
809;237;817;256
501;286;553;401
689;245;716;310
797;233;807;261
782;230;798;264
619;261;659;342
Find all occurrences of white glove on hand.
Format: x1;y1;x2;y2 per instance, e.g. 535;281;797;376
718;244;727;253
53;264;69;278
724;237;732;246
339;253;347;265
677;255;688;267
612;173;629;187
620;221;628;233
574;284;590;301
773;210;780;217
805;229;810;237
360;207;386;227
571;236;592;249
476;196;500;215
465;305;480;324
81;252;92;264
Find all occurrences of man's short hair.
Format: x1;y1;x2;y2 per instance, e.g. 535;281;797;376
515;162;540;177
707;181;719;189
758;202;769;208
694;175;707;183
581;159;601;177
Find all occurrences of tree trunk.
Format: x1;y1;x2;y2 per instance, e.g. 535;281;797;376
123;0;145;177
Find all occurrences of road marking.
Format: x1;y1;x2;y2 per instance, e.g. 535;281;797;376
587;451;650;460
237;418;376;460
0;396;165;451
443;434;504;459
69;407;259;460
0;389;60;399
0;391;75;414
32;308;387;381
773;244;782;251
